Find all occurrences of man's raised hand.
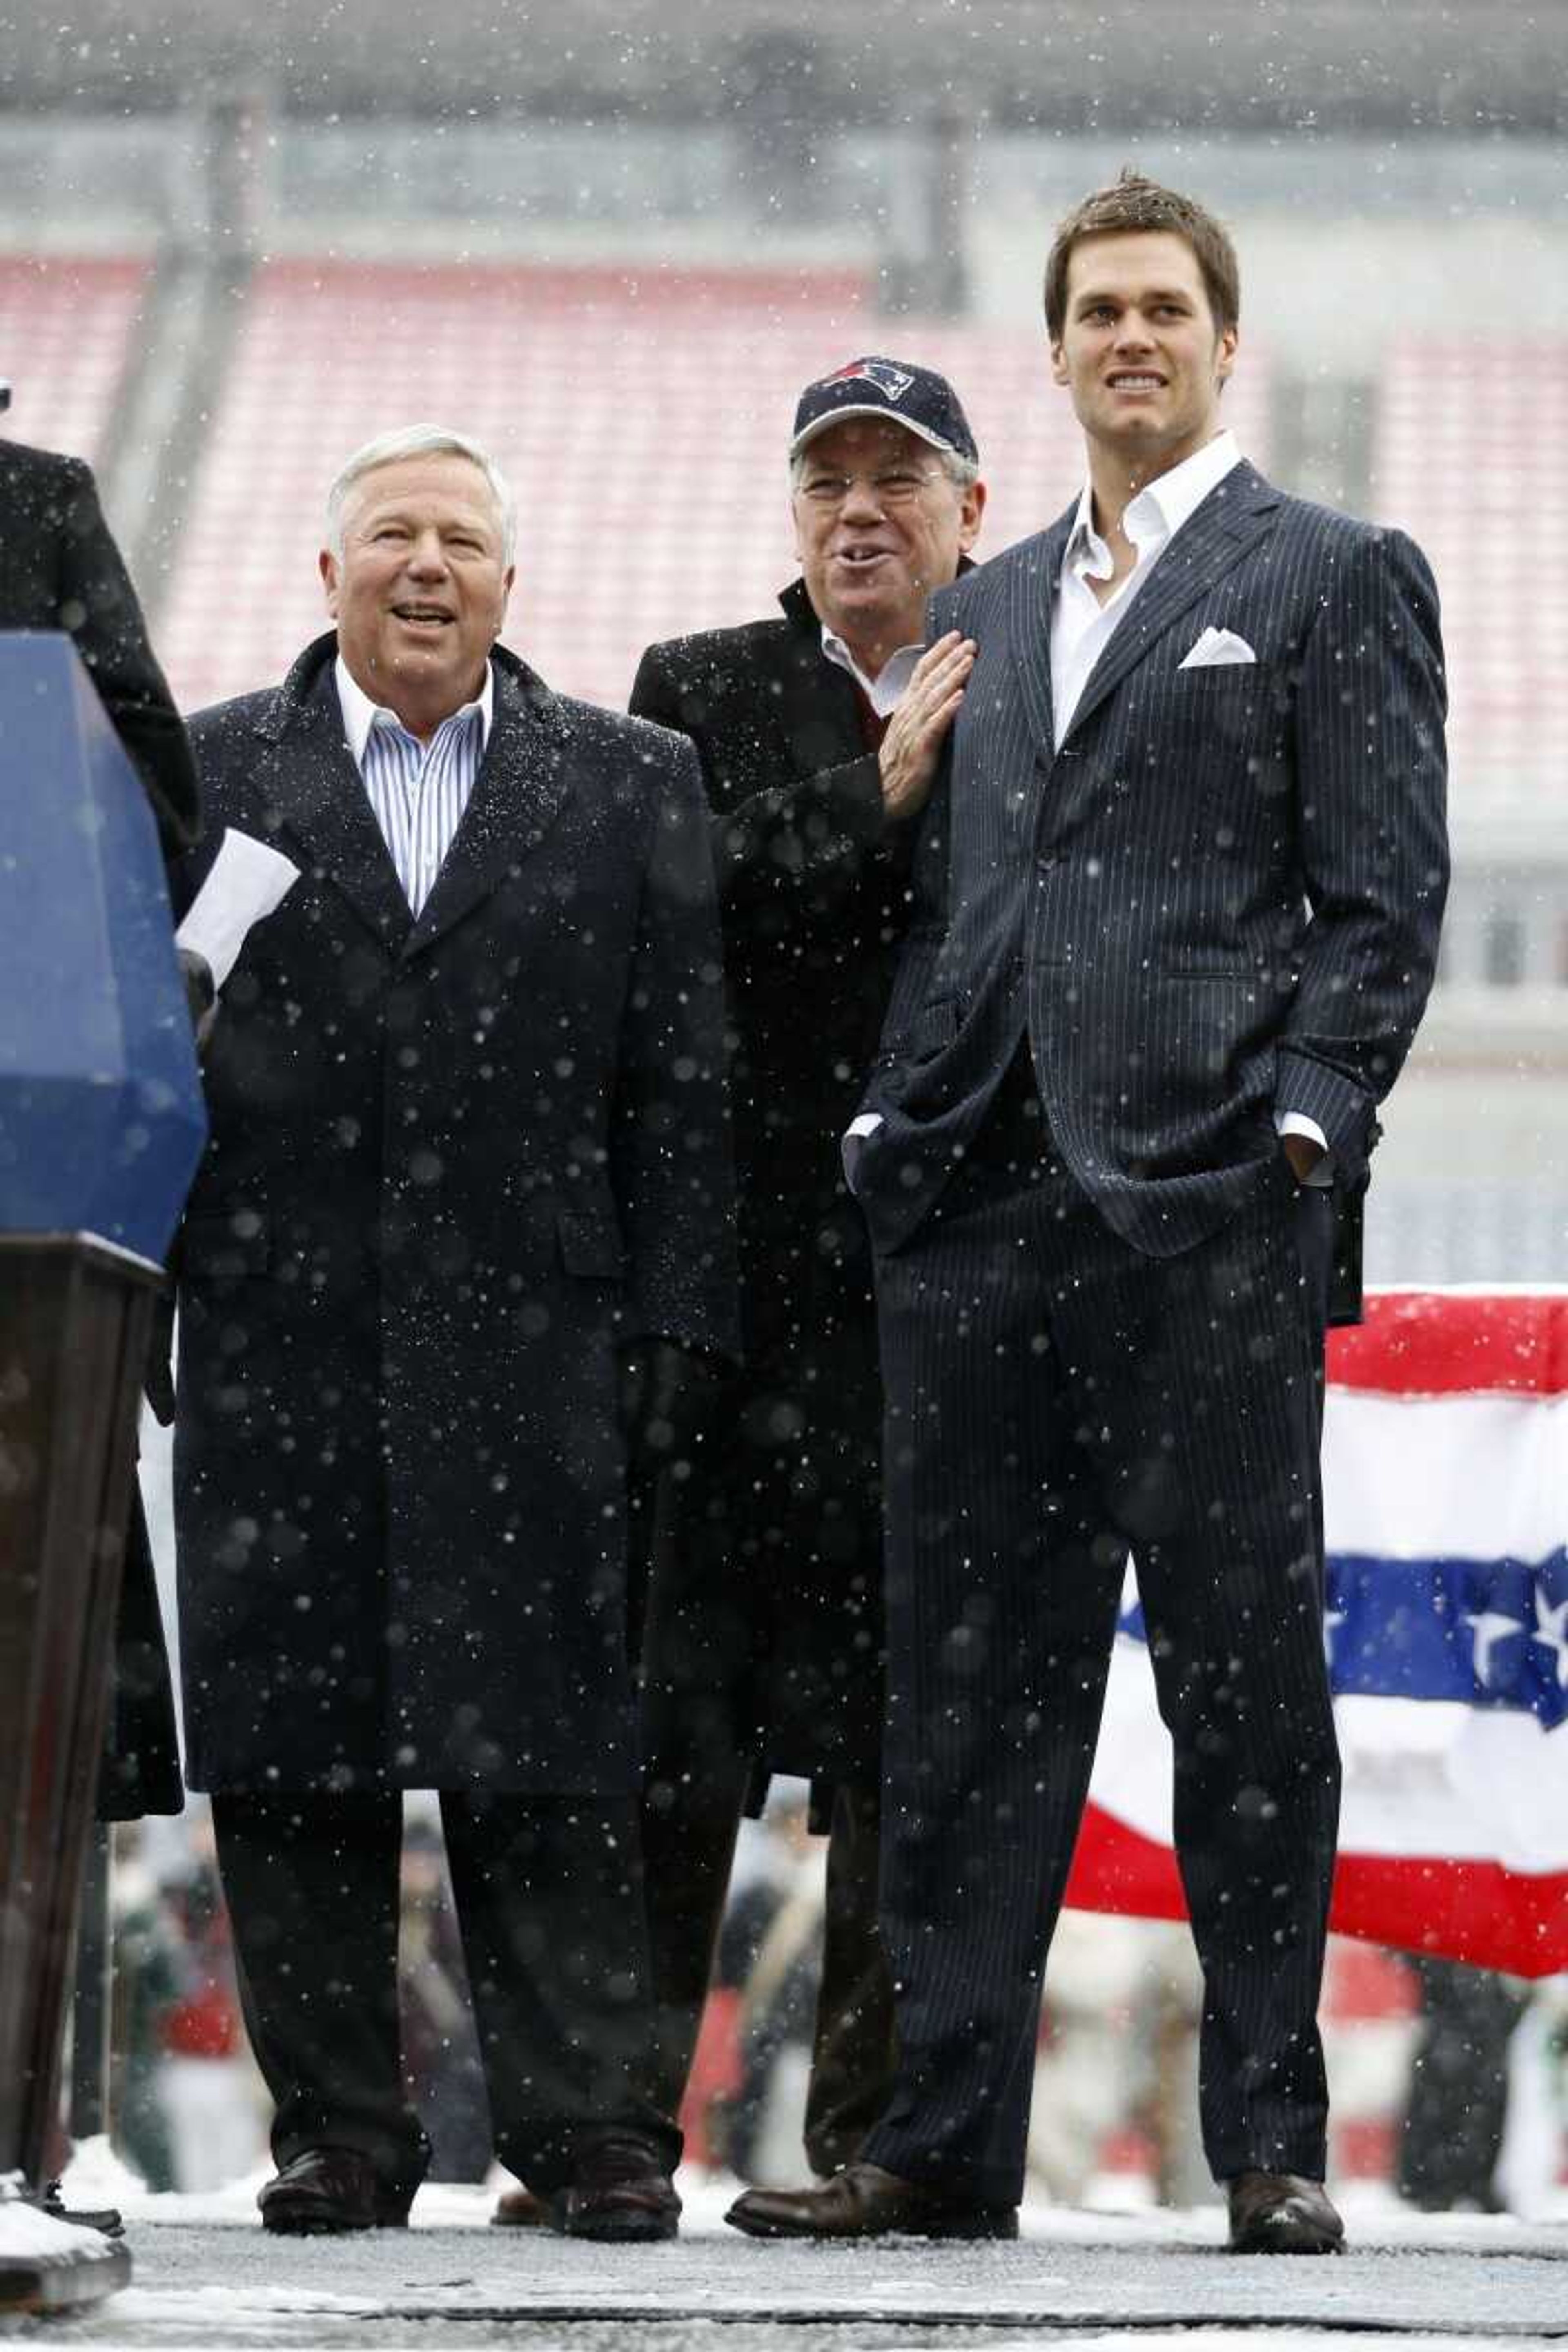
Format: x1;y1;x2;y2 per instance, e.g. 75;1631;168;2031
880;631;976;821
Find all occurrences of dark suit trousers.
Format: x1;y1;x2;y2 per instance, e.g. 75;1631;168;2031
212;1790;680;2196
862;1065;1340;2205
639;1730;897;2177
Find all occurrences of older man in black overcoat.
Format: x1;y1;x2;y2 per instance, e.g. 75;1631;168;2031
170;424;737;2241
623;362;984;2179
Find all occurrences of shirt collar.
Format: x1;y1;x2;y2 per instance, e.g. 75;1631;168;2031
1066;429;1242;579
820;625;924;716
334;652;494;769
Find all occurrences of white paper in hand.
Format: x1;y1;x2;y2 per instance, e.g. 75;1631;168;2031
175;829;299;991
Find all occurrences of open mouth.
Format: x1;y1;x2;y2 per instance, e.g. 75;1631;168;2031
833;544;893;572
1106;372;1166;394
390;604;454;632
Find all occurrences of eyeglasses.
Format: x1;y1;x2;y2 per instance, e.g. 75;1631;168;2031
795;468;944;510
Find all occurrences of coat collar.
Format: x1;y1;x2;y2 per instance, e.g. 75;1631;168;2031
772;559;979;766
763;577;863;767
1008;462;1283;766
252;633;574;959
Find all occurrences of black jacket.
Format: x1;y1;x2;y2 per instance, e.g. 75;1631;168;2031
629;581;918;1784
0;436;199;859
631;578;917;1354
173;635;737;1793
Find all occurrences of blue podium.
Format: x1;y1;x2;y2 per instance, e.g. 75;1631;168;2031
0;634;205;2247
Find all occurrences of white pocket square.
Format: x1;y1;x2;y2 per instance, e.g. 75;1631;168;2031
1178;626;1256;670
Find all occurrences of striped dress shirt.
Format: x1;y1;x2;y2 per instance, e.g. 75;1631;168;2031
335;655;493;918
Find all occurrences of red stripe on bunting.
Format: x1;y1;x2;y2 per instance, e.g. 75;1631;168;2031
1327;1291;1568;1399
1065;1803;1568;1977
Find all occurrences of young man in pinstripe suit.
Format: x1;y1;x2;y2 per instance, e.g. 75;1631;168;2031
730;173;1448;2251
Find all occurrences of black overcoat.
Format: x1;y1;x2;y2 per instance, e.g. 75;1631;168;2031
172;634;737;1795
1;433;195;1818
628;581;916;1789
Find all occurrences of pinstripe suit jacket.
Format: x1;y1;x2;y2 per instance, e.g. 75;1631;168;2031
851;461;1449;1261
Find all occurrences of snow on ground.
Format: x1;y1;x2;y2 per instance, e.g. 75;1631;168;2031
0;2165;1561;2350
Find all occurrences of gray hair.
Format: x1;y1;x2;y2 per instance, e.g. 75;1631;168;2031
325;424;517;564
788;444;980;494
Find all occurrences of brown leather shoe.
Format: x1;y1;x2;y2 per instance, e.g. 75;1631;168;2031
491;2185;549;2228
726;2160;1018;2242
1227;2170;1345;2254
547;2137;680;2243
258;2147;412;2235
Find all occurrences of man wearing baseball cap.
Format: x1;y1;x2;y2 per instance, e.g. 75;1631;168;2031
493;359;983;2218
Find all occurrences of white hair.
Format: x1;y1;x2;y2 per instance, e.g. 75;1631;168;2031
325;424;517;564
788;443;980;494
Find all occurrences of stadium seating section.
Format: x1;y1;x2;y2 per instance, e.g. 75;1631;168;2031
1374;340;1568;810
4;250;1555;830
151;260;1271;713
0;253;147;470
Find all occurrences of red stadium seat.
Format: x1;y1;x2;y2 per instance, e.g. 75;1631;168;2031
0;254;149;467
1374;341;1568;816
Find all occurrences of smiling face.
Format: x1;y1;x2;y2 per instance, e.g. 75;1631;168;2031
1050;229;1237;481
791;416;984;675
321;452;514;739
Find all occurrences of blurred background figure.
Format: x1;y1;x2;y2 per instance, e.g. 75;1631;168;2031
397;1816;492;2185
718;1794;826;2189
1397;1959;1529;2214
153;1813;266;2194
105;1831;183;2195
1027;1917;1210;2212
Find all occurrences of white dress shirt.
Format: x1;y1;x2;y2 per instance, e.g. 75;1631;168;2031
820;626;922;717
1048;431;1327;1174
1049;429;1241;748
335;655;494;920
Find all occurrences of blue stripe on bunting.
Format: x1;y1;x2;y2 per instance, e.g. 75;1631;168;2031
1117;1546;1568;1728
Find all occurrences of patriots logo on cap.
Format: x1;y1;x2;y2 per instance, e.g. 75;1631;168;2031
820;359;916;402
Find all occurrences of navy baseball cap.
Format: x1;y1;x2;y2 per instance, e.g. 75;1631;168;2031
789;356;979;466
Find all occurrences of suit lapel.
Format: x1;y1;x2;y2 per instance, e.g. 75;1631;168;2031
1062;464;1281;744
1007;510;1075;769
260;644;413;953
403;650;572;959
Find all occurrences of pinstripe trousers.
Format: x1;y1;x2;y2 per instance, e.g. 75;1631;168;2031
862;1060;1340;2205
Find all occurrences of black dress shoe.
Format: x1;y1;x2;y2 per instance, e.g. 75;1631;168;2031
546;2137;680;2243
1227;2169;1345;2254
726;2160;1018;2242
40;2181;124;2238
258;2148;412;2235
